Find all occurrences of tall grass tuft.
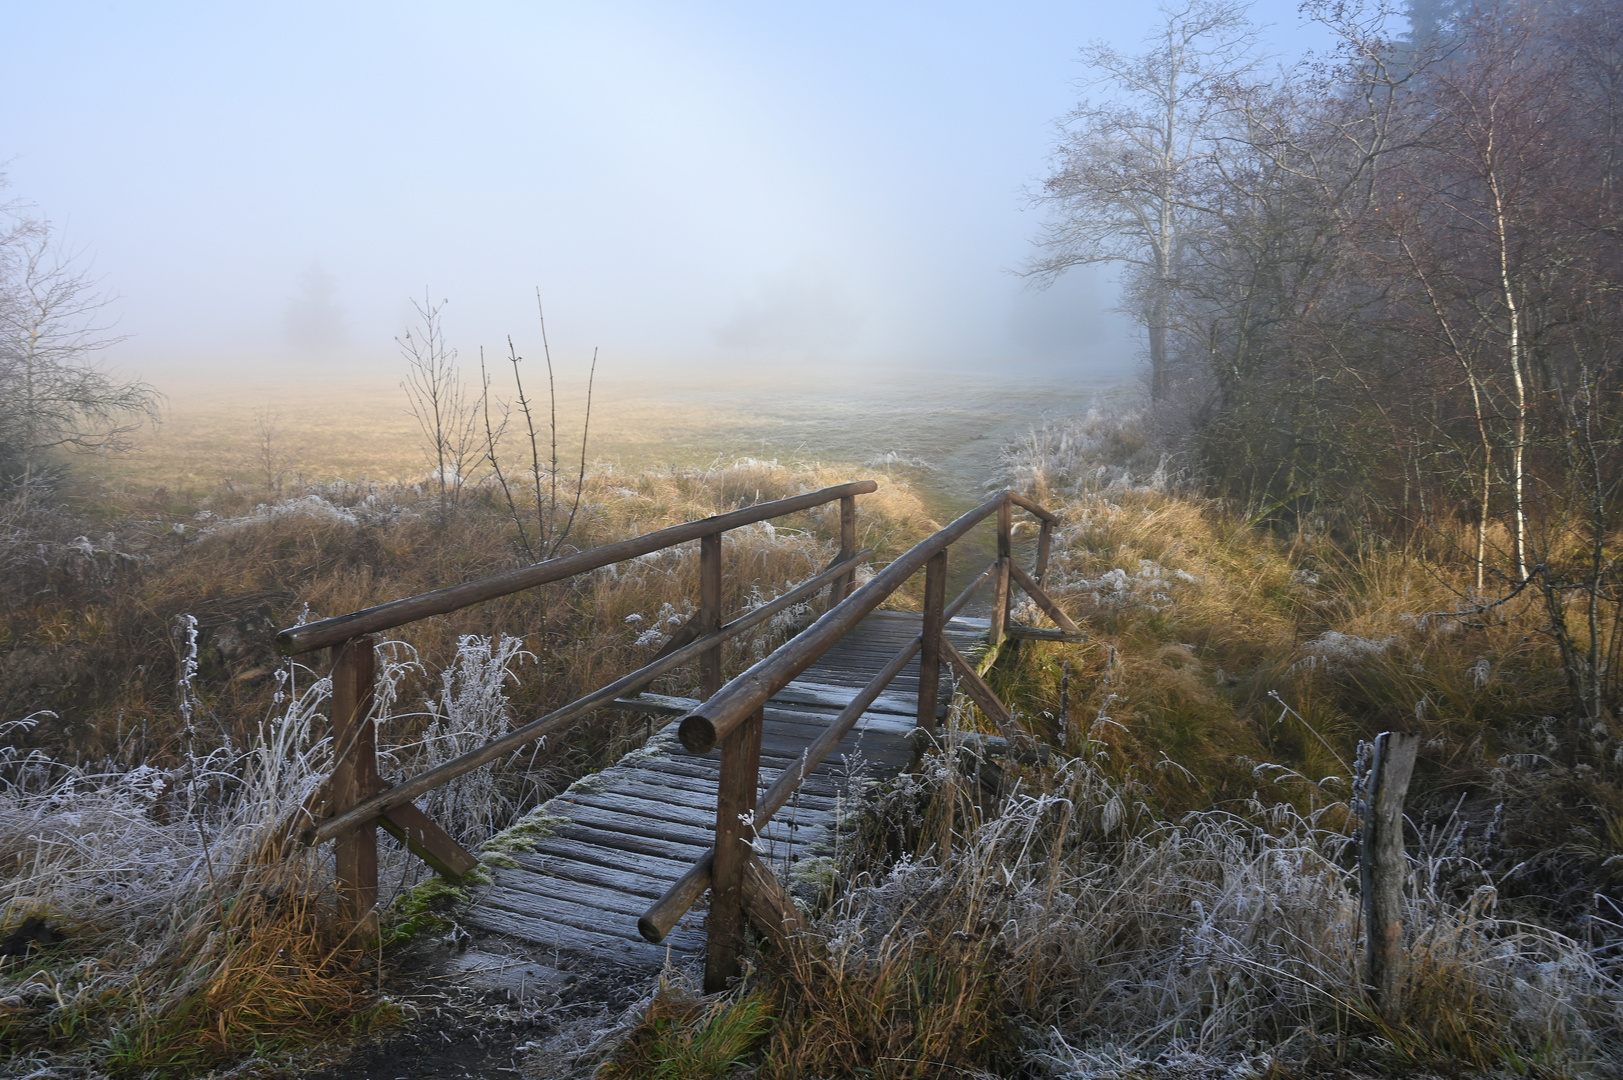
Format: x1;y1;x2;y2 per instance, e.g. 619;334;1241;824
676;736;1621;1078
0;658;394;1075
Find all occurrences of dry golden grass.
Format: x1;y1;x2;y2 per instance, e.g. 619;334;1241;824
1;426;941;1075
613;727;1621;1079
599;437;1623;1078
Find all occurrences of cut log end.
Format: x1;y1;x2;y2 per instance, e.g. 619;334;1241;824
679;714;718;755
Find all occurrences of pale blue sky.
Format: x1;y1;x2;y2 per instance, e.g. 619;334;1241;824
3;2;1339;376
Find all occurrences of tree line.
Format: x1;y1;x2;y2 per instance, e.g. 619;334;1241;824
1033;0;1623;718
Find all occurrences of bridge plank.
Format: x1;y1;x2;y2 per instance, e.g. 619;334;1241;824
461;903;695;966
479;882;707;951
509;839;695;883
459;609;985;977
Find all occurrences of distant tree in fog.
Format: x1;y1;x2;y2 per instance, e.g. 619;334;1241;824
0;186;159;489
1028;0;1260;399
282;261;349;351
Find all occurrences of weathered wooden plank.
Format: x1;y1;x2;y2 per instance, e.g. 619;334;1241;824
461;902;695;968
507;840;694;884
555;802;725;847
555;798;824;854
487;865;684;919
479;880;708;952
561;790;738;832
590;774;838;814
551;820;713;862
776;680;920;716
501;850;684;899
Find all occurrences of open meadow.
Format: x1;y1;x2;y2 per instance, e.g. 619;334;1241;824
5;365;1623;1078
89;357;1129;508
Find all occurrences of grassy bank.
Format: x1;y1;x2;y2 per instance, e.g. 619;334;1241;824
586;412;1623;1080
0;459;936;1076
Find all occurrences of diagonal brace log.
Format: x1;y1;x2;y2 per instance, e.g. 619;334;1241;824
1008;562;1082;636
378;802;479;880
939;634;1032;747
741;850;805;949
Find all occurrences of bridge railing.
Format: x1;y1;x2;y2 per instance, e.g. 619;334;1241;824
275;480;1076;982
275;481;879;933
637;490;1076;991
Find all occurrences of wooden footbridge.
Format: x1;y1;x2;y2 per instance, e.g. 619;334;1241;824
276;483;1080;992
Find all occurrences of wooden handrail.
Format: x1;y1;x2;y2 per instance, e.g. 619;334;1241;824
276;480;878;655
676;492;1008;755
1008;491;1058;523
307;547;872;845
638;556;1001;944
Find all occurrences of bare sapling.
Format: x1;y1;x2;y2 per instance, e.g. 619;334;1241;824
251;405;294;495
399;293;481;522
478;292;595;561
0;190;159;491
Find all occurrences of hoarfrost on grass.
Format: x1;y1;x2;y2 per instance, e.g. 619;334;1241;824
1293;631;1394;675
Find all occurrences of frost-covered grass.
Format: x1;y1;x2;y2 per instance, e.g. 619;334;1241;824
990;415;1623;938
0;659;386;1076
599;407;1623;1078
612;732;1622;1079
790;745;1623;1077
0;458;941;1075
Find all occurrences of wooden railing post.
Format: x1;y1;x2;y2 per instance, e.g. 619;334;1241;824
1362;730;1419;1019
837;494;858;603
989;495;1012;647
1035;518;1054;588
700;531;724;699
330;635;380;935
706;704;762;993
917;549;947;733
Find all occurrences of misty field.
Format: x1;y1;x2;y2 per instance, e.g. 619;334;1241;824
94;360;1126;508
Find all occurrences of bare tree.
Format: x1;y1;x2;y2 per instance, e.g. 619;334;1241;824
399;294;481;520
1029;0;1260;399
0;196;158;488
478;293;595;562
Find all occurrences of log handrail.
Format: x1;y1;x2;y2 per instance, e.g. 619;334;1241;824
648;492;1079;989
276;480;879;655
282;478;1077;994
307;546;872;846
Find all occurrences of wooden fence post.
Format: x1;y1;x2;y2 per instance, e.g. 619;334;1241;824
989;496;1012;647
837;494;858;603
330;635;380;935
706;705;763;993
1362;730;1419;1019
1035;518;1054;588
918;549;947;734
700;531;724;699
